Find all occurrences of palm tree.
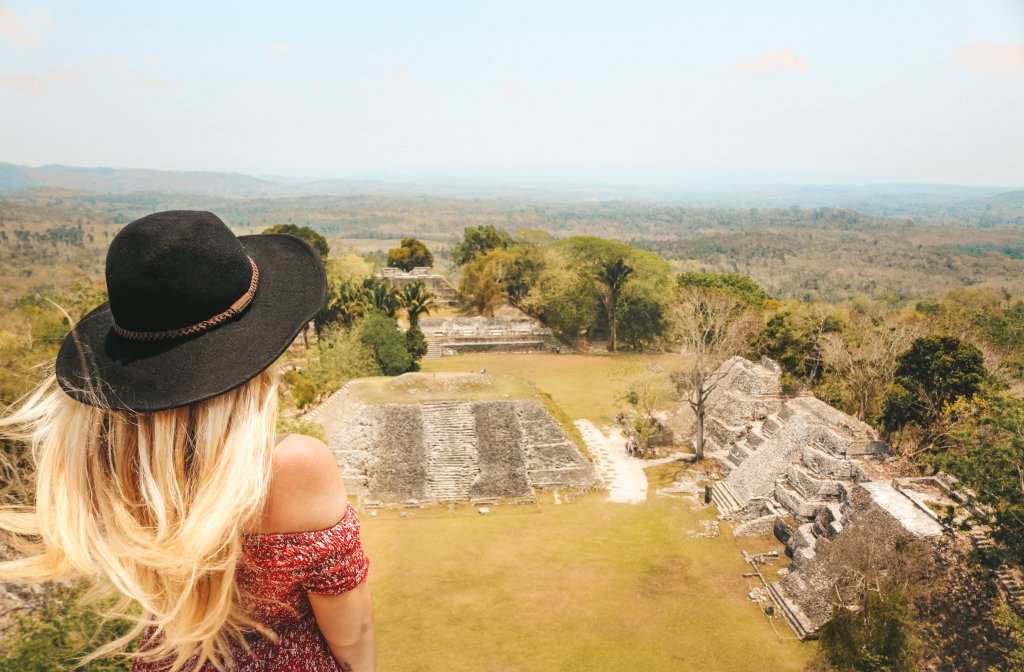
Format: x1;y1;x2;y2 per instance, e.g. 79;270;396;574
400;281;435;329
596;257;634;353
360;278;400;318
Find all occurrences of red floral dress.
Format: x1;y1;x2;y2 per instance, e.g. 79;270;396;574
132;503;370;671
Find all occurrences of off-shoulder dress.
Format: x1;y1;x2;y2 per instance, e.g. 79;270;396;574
131;502;370;671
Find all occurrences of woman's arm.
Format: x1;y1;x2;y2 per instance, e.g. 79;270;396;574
309;580;376;671
265;435;377;670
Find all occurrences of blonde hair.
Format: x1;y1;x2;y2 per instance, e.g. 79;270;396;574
0;362;281;671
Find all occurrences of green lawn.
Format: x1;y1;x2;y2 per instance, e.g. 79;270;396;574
351;372;536;405
421;352;683;425
360;491;811;672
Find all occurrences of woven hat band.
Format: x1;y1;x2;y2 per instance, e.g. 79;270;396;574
111;257;260;342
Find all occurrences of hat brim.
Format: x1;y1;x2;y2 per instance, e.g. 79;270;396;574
56;233;327;412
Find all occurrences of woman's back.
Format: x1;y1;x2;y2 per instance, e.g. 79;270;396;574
133;434;372;671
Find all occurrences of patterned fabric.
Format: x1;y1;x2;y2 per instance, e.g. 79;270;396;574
131;503;369;671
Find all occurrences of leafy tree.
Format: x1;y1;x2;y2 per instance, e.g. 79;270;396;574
458;251;509;317
359;313;412;376
812;588;920;672
386;238;433;272
880;335;987;448
751;305;843;388
399;282;435;329
452;225;513;266
303;324;381;397
405;325;429;369
595;257;633;353
261;224;330;259
677;271;769;306
617;284;667;351
670;287;759;460
282;370;317;409
929;382;1024;560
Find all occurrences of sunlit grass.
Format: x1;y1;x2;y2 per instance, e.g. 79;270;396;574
421;352;683;425
359;491;811;672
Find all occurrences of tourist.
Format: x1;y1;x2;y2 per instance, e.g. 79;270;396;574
0;211;375;671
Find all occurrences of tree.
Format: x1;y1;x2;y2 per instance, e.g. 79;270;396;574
399;281;435;329
670;287;759;460
387;238;433;272
458;251;508;317
880;335;987;449
360;278;400;318
405;325;429;369
262;224;329;259
930;382;1024;560
452;225;513;266
677;271;769;307
619;367;678;457
595;257;634;353
813;588;920;672
359;313;412;376
751;304;843;390
818;313;917;421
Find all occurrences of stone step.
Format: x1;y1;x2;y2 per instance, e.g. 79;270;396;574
775;481;828;522
712;481;743;515
762;415;781;436
787;463;841;501
766;582;817;640
746;426;766;447
422;402;480;501
728;441;753;466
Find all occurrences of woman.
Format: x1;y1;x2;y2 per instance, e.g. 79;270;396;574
0;211;376;671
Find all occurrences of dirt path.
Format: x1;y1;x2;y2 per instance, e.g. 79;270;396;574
574;419;649;504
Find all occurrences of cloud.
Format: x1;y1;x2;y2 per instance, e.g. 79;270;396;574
0;67;77;96
389;70;413;82
497;86;538;106
265;42;293;56
730;49;807;76
0;5;34;44
957;42;1024;77
631;83;698;107
131;77;178;92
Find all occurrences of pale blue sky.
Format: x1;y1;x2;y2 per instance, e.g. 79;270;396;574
1;1;1023;186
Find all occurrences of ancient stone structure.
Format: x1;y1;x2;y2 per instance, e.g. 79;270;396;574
420;316;560;358
328;398;595;505
377;266;458;305
703;356;964;638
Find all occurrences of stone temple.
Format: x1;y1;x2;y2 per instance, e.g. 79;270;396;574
307;383;596;506
704;356;958;638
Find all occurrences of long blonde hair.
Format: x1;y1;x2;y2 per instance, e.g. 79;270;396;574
0;361;281;671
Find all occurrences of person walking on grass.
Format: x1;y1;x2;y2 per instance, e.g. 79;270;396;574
0;211;375;671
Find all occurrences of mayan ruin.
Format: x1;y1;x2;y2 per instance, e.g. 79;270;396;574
305;374;596;506
700;355;1021;641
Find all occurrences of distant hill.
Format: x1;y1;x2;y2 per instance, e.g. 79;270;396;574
0;162;296;197
0;162;1020;222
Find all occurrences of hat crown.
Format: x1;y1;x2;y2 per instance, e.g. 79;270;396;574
106;211;254;333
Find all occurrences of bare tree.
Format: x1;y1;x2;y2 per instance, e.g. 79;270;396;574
818;313;917;421
670;287;759;460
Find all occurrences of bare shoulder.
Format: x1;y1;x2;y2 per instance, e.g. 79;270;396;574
260;434;349;535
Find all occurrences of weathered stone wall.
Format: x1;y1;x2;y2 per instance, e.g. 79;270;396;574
367;404;429;502
471;401;532;498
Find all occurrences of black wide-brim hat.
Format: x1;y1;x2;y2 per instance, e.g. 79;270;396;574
56;210;326;412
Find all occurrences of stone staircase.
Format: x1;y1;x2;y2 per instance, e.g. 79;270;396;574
422;402;480;500
424;339;442;360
